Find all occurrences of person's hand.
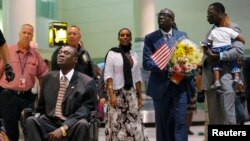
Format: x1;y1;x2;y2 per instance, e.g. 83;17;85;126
47;128;63;141
99;98;106;107
110;95;118;107
4;64;15;82
204;48;219;60
138;97;143;109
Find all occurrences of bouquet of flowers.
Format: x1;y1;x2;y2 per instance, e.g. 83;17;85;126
169;37;203;84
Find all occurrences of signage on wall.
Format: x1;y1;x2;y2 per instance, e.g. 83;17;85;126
49;22;67;47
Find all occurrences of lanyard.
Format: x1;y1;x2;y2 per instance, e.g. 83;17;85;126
18;52;29;75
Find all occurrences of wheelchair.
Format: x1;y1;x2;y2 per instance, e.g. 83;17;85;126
21;108;100;141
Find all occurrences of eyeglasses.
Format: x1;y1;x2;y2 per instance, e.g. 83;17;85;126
157;13;173;19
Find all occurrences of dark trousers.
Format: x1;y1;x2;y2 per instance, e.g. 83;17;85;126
26;115;90;141
0;88;36;141
153;81;188;141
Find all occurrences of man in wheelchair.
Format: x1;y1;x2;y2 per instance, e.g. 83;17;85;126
26;46;97;141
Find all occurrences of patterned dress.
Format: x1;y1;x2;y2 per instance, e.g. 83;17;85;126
105;88;148;141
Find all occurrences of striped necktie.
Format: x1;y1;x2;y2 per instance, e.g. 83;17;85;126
166;33;171;39
54;76;67;120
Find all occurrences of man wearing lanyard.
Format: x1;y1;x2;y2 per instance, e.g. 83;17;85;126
0;24;49;141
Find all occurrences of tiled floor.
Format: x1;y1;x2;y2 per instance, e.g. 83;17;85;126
98;120;250;141
19;122;250;141
98;125;205;141
19;125;205;141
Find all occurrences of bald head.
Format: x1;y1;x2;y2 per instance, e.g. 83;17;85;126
158;8;175;32
57;46;78;72
67;25;82;48
159;8;175;21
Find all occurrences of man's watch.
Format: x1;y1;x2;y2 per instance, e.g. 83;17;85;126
60;127;67;137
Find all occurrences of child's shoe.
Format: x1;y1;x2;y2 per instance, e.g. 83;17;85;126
211;80;221;89
233;78;244;86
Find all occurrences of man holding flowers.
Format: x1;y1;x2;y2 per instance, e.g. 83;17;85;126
143;8;197;141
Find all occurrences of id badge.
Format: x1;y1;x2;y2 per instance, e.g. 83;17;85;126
19;76;26;88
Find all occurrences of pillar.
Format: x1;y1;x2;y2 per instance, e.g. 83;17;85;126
133;0;156;92
2;0;36;44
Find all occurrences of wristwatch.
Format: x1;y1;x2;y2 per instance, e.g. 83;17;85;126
60;127;67;137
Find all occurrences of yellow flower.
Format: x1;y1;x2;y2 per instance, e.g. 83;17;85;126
170;38;203;73
174;44;185;57
185;45;194;55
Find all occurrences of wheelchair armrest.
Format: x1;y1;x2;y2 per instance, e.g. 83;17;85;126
21;108;34;120
34;113;41;117
89;111;100;141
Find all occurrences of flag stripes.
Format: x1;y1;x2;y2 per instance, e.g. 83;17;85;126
151;43;175;70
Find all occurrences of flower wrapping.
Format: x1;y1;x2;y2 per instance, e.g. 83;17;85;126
169;37;203;84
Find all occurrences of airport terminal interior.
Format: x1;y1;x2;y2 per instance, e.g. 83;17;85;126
1;0;250;140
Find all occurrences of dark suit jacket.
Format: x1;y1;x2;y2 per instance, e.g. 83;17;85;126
143;29;187;100
36;71;97;127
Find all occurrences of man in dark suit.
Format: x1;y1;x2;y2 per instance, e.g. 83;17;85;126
143;8;190;141
26;46;97;141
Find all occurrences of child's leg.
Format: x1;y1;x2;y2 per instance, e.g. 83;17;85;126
233;72;240;80
213;70;220;82
210;47;223;89
211;69;221;89
231;61;244;86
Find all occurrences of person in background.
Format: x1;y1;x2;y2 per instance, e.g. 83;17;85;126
104;28;148;141
143;8;192;141
243;57;250;115
31;59;50;103
203;13;245;89
93;64;105;121
43;59;50;70
234;57;246;125
51;25;95;78
0;24;49;141
26;46;97;141
0;29;14;141
0;30;15;82
202;2;244;127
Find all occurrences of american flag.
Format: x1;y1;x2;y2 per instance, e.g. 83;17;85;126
151;43;176;70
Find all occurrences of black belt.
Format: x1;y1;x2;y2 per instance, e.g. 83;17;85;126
51;116;65;124
0;87;31;95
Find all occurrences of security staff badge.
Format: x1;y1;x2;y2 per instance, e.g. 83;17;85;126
19;76;26;88
82;54;89;64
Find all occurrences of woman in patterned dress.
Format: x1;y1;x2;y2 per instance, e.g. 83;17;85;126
104;28;148;141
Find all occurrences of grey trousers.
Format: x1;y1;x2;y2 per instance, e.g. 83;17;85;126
205;70;236;125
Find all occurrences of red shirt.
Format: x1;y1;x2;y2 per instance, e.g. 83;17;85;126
0;43;49;91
